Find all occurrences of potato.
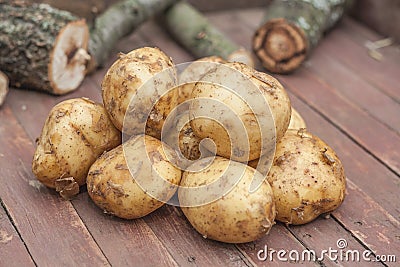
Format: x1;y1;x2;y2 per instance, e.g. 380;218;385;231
288;107;307;129
163;112;215;163
179;157;276;243
178;56;226;105
87;135;181;219
249;107;307;170
189;62;291;162
32;98;121;189
102;47;177;139
267;129;346;225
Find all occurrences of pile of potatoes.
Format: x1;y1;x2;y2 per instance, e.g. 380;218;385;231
32;47;346;244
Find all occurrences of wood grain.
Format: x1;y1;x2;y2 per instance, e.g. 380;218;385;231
333;180;400;266
288;92;400;221
0;105;109;266
278;69;400;176
144;205;252;267
0;203;35;267
7;82;179;266
304;44;400;134
315;29;400;103
72;193;178;267
339;18;400;67
350;0;400;43
237;224;319;266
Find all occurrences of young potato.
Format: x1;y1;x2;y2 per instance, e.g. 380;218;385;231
179;157;276;243
102;47;177;139
249;107;307;170
268;129;346;225
32;98;121;189
87;135;182;219
288;107;307;130
189;62;291;162
163;112;214;163
178;56;226;105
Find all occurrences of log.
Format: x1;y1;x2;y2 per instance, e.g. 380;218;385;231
162;1;254;67
87;0;178;72
253;0;354;74
0;2;90;95
24;0;107;24
0;71;8;107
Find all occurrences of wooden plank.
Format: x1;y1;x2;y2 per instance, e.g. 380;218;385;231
237;224;319;266
6;79;103;142
333;180;400;266
315;29;400;103
288;91;400;221
0;203;35;267
278;69;400;176
235;9;400;104
0;105;109;266
304;44;400;134
8;83;179;266
138;20;194;63
287;217;384;266
349;0;400;43
72;193;178;267
144;205;252;267
286;95;399;265
339;18;400;67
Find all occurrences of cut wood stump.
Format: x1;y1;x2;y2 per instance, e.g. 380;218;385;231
253;0;354;73
0;2;90;95
162;1;254;67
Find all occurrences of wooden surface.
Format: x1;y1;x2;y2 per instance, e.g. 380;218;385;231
1;8;400;267
350;0;400;42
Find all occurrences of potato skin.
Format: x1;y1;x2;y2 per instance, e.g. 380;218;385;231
249;108;307;169
268;129;346;225
179;157;276;243
189;62;291;162
288;107;307;130
225;62;291;143
32;98;121;188
102;47;177;139
178;56;226;105
87;135;182;219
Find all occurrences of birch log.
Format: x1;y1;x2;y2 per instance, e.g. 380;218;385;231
253;0;354;73
0;2;90;94
162;1;254;67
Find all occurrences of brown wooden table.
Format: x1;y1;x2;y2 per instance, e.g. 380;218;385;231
1;8;399;267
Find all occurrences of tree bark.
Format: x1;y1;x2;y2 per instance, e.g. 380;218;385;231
253;0;354;74
0;71;8;107
87;0;178;72
162;1;254;67
0;2;89;94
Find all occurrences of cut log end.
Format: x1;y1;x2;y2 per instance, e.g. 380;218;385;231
0;71;9;107
49;19;90;95
253;18;308;74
